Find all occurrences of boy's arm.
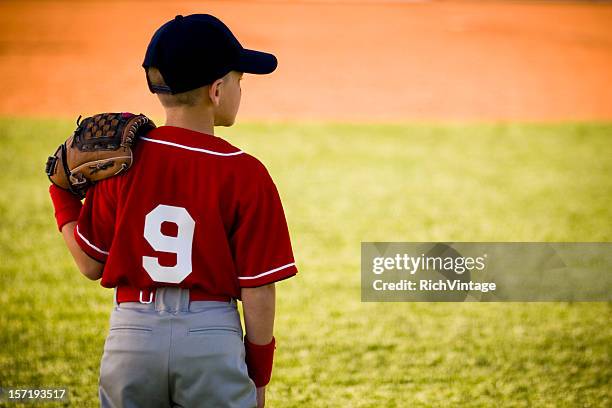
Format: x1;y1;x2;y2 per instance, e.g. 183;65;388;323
242;283;275;344
49;184;103;281
61;221;103;281
232;161;297;404
241;283;276;407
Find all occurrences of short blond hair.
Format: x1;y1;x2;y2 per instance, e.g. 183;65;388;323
146;67;205;108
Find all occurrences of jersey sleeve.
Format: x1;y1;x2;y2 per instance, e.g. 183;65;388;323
230;162;298;288
73;180;117;263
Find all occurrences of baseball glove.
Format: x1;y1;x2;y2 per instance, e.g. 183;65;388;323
45;112;156;198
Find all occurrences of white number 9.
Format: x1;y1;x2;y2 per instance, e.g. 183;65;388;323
143;204;195;283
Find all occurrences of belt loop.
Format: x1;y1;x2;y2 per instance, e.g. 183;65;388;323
113;287;119;308
154;287;164;312
139;289;154;304
180;287;190;312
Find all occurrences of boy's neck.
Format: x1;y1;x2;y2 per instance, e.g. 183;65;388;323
164;107;215;136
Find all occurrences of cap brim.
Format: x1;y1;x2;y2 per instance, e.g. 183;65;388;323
235;49;277;74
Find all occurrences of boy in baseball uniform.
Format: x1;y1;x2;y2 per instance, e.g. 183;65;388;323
48;14;297;408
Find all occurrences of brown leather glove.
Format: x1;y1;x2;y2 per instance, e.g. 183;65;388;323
45;112;155;198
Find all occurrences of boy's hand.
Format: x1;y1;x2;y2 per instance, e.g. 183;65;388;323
256;386;265;408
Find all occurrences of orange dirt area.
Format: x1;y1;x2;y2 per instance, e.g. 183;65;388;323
1;0;611;122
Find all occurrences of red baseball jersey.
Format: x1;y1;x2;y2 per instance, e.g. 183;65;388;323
73;126;298;298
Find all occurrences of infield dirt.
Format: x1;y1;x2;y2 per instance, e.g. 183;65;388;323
1;0;611;121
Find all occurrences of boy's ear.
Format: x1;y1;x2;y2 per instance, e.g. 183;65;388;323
208;78;224;107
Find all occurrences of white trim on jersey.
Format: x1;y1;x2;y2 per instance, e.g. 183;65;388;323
76;225;110;255
238;262;296;280
141;136;244;156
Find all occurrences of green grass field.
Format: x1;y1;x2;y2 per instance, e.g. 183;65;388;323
0;118;610;407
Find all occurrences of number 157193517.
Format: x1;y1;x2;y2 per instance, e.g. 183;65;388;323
1;388;68;401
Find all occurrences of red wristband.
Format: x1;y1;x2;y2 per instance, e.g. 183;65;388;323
49;184;82;231
244;336;276;387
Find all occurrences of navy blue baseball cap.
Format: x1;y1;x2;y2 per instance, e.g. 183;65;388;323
143;14;278;94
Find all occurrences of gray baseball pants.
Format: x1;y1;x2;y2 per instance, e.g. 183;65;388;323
98;287;257;408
